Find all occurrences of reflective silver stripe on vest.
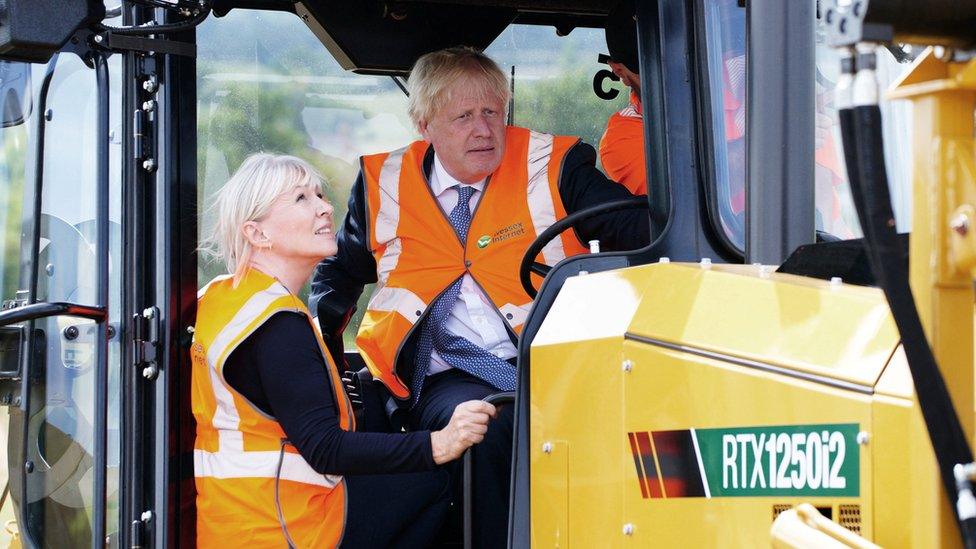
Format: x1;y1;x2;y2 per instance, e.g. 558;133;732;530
197;282;339;488
375;238;401;293
366;286;427;325
207;281;290;372
194;448;340;488
525;131;566;265
207;281;288;450
374;147;408;288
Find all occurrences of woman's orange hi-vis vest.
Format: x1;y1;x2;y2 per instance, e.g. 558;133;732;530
356;126;588;399
191;269;355;548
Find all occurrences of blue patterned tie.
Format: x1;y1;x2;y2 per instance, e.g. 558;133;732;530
411;185;518;404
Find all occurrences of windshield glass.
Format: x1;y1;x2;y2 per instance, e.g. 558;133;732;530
196;9;414;348
197;13;618;348
485;24;619;166
0;50;123;546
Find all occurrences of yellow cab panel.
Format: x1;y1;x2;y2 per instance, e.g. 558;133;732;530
530;263;956;547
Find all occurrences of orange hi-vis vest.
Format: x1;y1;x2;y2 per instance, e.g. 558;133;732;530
191;269;355;548
356;126;588;399
599;92;646;195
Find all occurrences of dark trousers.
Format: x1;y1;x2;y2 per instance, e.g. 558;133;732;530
342;469;451;548
339;383;452;548
409;369;515;549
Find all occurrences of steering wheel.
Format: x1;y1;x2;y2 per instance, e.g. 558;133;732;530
519;197;649;298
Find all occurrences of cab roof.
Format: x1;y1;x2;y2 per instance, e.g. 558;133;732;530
211;0;613;75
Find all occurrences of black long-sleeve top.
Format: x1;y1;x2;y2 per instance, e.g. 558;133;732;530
223;311;434;475
309;140;651;355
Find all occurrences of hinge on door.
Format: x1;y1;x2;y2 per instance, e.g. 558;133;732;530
133;58;158;173
132;306;160;380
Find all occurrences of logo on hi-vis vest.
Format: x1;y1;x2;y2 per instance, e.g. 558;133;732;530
477;235;492;248
490;222;525;243
626;423;859;499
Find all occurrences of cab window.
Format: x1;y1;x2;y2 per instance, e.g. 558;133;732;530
0;52;125;546
701;1;914;250
196;9;414;347
701;0;747;251
813;18;915;237
485;24;619;168
197;13;621;348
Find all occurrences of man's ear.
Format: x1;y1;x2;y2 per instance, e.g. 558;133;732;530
418;119;432;143
241;221;270;248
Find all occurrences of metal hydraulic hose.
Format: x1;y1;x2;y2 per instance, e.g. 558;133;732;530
837;46;976;549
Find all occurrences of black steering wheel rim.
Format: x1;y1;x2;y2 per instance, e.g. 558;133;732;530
519;197;649;298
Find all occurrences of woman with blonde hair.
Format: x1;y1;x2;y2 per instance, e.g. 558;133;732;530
192;153;496;548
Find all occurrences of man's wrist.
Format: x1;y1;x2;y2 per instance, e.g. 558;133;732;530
430;430;449;465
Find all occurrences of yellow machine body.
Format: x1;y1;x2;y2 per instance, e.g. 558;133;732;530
529;263;956;547
529;49;976;548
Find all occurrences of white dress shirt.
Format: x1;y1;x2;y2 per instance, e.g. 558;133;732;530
426;154;518;375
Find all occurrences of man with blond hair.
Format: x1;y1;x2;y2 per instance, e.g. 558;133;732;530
311;46;648;546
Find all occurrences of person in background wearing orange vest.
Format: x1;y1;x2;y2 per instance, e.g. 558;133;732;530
192;153;497;548
599;0;647;195
599;0;748;206
311;47;649;548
